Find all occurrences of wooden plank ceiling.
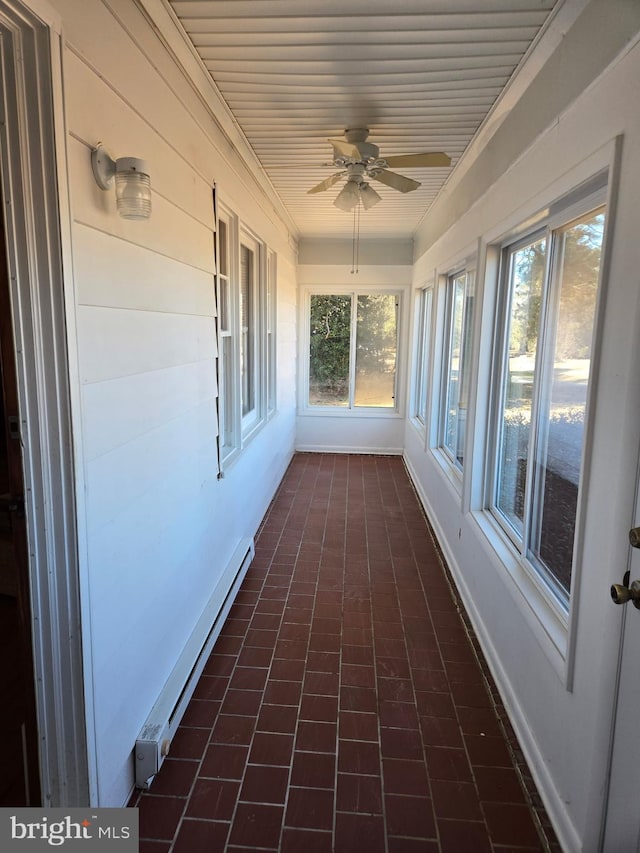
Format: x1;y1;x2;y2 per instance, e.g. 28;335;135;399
169;0;558;239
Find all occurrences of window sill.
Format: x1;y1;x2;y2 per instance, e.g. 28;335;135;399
409;416;426;439
431;446;464;495
298;407;402;419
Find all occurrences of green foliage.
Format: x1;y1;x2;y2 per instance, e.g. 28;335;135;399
356;294;397;373
309;295;351;391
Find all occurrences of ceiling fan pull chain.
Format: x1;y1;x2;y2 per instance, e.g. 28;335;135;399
355;203;360;274
351;202;360;275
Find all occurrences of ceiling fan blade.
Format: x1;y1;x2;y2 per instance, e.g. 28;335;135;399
383;152;451;168
371;170;421;193
307;172;345;194
328;138;361;159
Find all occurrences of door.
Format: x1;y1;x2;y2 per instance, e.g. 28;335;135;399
602;485;640;851
0;194;40;806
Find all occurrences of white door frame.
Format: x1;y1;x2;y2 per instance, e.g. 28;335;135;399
0;0;91;805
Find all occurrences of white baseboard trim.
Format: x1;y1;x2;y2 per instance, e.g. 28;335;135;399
295;444;404;455
403;453;580;853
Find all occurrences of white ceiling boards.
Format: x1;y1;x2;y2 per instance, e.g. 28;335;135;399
168;0;562;239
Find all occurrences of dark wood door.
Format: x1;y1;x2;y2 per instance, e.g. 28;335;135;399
0;196;41;806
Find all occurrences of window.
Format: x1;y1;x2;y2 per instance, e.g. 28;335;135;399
491;196;607;602
307;292;399;410
215;202;274;462
412;287;432;427
440;270;474;469
217;211;236;453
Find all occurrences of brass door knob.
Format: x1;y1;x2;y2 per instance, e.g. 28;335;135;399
611;579;640;608
630;527;640;549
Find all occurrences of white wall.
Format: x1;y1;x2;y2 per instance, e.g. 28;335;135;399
406;9;640;850
297;240;411;453
53;0;297;806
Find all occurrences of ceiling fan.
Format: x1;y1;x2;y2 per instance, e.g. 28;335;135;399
308;128;451;211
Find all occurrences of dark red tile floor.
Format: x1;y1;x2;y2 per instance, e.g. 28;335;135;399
130;453;561;852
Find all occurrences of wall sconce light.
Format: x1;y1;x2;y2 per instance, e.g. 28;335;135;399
91;143;152;220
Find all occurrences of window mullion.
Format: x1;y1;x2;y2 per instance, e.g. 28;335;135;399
348;293;357;409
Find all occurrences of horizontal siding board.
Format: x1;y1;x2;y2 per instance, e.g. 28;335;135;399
203;54;524;74
76;305;216;385
197;41;531;61
182;11;550;33
171;1;554;18
73;224;214;316
82;360;217;462
85;397;218;536
189;26;540;46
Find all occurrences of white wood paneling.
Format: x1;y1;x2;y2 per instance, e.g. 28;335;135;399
73;224;214;315
81;360;217;461
48;0;298;808
84;396;217;535
76;306;215;385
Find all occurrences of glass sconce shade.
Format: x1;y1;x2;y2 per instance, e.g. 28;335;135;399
359;183;381;210
334;180;361;211
91;144;152;220
115;163;151;220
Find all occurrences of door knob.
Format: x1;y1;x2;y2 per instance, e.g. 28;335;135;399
611;579;640;608
630;527;640;548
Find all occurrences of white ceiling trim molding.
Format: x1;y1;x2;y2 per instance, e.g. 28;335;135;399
133;0;299;239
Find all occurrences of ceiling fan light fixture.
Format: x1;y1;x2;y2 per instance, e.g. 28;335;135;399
359;183;381;210
333;180;361;211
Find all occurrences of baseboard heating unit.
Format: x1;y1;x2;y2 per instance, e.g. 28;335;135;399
134;537;254;789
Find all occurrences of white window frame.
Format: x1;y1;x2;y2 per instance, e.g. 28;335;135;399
485;179;609;615
216;205;272;466
239;228;263;437
438;268;475;474
300;286;404;417
410;286;432;434
216;206;239;460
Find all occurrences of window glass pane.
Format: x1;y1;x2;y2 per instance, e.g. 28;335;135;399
309;295;351;406
443;273;474;468
495;237;546;533
219;279;230;332
218;219;228;276
222;336;234;446
530;210;605;592
240;244;255;417
354;294;397;408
